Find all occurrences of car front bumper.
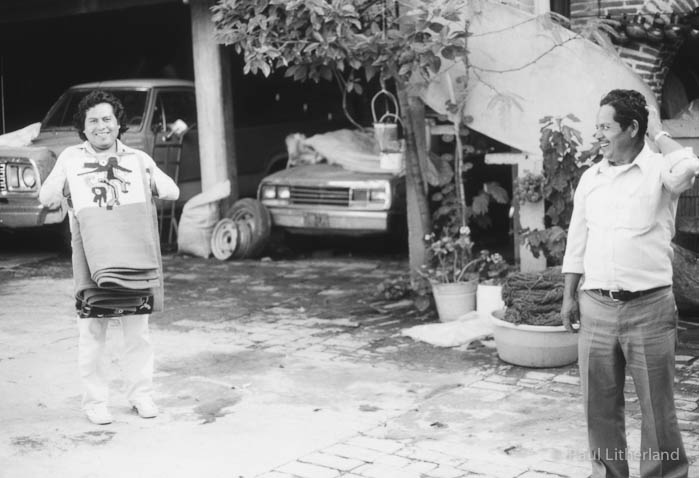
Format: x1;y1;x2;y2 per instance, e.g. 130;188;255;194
0;199;65;228
266;206;394;235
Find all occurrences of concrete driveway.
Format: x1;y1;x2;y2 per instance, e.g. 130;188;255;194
1;252;698;478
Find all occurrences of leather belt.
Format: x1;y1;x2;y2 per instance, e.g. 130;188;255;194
592;286;670;302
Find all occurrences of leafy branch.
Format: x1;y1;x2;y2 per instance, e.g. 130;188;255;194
521;114;601;264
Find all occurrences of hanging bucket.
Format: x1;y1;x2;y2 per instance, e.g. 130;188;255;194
374;120;400;152
371;89;402;153
431;279;478;322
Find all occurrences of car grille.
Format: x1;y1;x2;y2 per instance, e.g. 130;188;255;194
290;185;350;206
0;163;6;193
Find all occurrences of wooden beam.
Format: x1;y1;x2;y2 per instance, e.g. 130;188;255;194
189;0;237;200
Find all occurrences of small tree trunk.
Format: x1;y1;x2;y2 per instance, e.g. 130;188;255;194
396;84;431;283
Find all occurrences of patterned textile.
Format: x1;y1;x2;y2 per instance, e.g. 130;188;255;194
66;149;163;317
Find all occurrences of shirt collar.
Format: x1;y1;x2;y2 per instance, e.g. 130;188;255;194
79;139;129;155
596;143;652;175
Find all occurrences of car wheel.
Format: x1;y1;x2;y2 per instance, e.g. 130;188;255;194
210;218;239;260
232;218;254;259
223;198;271;258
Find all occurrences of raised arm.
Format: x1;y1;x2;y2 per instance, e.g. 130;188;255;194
647;106;699;195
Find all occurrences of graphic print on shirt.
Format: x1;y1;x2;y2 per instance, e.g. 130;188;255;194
78;155;132;210
67;149;148;215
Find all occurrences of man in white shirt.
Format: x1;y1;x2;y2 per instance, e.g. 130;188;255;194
560;89;697;478
40;90;179;426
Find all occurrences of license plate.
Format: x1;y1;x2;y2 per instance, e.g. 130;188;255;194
303;212;330;228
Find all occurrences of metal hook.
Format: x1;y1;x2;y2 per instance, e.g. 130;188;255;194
371;88;401;124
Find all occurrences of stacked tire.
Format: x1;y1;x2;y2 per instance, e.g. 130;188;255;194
210;198;271;260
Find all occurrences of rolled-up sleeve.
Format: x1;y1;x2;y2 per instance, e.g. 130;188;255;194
561;179;587;275
143;154;179;201
661;147;699;196
38;152;68;209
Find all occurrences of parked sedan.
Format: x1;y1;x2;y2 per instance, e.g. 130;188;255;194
257;163;406;236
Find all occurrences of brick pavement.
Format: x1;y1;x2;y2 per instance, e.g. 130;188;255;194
156;256;699;478
3;253;699;477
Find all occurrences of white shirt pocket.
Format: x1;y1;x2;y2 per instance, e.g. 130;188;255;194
617;194;654;230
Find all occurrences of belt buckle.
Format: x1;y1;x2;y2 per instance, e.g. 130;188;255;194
607;290;621;301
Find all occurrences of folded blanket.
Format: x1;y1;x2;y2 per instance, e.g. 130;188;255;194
66;150;164;317
78;204;160;287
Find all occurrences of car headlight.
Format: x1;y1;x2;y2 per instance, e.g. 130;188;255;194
351;189;369;202
260;184;277;199
7;164;20;189
351;185;389;205
369;188;387;202
277;186;290;199
21;167;36;188
1;159;38;192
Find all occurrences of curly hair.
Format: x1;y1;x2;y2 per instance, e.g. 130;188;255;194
73;90;128;141
599;89;648;138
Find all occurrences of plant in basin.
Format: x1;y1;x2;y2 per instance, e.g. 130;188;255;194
490;266;579;368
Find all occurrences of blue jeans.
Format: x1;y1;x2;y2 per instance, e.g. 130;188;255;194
578;287;688;478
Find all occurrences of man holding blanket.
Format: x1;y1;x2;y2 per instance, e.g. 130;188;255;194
40;90;179;425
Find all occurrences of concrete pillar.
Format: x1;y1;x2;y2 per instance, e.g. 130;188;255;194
486;152;547;272
190;0;238;200
533;0;549;15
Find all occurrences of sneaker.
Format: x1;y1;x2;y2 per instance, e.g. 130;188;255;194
85;404;113;425
131;397;158;418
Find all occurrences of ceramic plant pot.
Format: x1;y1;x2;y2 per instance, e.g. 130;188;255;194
491;310;579;368
431;279;478;322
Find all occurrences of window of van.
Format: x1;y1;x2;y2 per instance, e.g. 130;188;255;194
42;89;148;130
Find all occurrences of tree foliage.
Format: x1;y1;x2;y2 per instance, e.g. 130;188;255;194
211;0;469;92
521;115;600;264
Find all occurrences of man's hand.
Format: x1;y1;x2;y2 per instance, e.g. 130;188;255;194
646;105;663;141
561;295;580;333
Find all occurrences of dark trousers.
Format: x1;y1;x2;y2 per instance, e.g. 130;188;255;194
578;288;688;478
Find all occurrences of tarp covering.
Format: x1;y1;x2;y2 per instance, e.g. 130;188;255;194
0;122;40;147
401;311;493;347
286;129;405;174
421;1;658;155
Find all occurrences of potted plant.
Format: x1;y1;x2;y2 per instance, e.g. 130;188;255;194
417;226;480;322
417;125;510;321
472;250;512;315
491;267;578;368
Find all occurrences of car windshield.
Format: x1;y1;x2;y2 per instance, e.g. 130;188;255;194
42;89;148;130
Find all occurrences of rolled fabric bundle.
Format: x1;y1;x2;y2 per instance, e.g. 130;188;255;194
66;149;163;317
